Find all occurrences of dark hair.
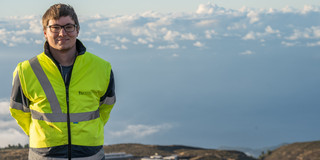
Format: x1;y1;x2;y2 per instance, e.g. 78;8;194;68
42;4;80;31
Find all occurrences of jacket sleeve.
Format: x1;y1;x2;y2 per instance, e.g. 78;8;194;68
10;66;31;136
99;69;116;125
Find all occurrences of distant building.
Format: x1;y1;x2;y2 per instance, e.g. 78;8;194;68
105;152;134;160
141;153;178;160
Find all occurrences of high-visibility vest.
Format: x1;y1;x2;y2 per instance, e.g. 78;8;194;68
11;51;114;148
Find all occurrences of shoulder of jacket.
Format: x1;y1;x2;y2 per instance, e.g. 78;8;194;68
83;52;111;65
16;52;44;71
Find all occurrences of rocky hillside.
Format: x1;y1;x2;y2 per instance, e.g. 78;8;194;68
2;141;320;160
262;141;320;160
0;144;256;160
103;143;257;160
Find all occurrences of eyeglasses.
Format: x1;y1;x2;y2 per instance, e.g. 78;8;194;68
47;24;77;33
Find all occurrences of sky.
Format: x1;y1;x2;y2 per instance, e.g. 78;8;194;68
0;0;319;17
0;0;320;153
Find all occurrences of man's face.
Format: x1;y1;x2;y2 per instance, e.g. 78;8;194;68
44;16;79;52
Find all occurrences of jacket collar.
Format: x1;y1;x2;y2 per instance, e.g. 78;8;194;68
43;39;86;68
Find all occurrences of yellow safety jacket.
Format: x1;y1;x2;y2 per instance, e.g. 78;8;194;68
10;40;115;159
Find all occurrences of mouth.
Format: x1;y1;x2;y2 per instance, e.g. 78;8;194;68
57;39;69;43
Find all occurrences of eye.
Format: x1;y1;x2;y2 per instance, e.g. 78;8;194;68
65;25;74;29
51;26;61;30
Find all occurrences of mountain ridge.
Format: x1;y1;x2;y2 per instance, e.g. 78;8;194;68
1;140;320;160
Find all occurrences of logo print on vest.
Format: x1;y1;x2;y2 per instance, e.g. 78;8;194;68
78;91;91;95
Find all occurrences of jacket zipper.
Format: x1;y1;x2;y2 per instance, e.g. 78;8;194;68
67;88;71;160
60;64;72;160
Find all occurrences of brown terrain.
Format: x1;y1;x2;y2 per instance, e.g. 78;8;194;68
103;143;256;160
1;141;320;160
0;148;28;160
262;141;320;160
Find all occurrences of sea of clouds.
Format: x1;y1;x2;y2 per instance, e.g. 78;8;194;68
0;2;319;148
1;3;319;51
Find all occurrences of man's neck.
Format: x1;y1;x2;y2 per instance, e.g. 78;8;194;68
50;46;77;66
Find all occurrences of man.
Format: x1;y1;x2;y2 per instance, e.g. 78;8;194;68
10;4;115;160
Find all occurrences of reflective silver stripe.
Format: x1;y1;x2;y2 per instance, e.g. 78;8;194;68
70;109;100;122
10;99;30;112
31;109;100;122
10;71;30;112
29;147;105;160
100;96;116;106
29;57;62;114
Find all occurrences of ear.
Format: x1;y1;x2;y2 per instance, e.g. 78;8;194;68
44;30;48;40
76;28;80;37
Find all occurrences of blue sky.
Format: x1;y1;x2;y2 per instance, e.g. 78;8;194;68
0;0;319;17
0;0;320;152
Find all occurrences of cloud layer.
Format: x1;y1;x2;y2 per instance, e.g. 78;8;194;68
109;123;173;138
0;101;28;147
0;3;319;52
1;2;319;149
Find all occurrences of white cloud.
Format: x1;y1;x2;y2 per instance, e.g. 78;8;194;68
109;124;173;138
93;15;138;29
242;26;281;41
0;101;10;114
28;20;42;34
172;53;179;57
243;31;256;40
0;120;19;130
131;27;155;38
0;128;28;148
146;17;172;29
240;50;254;55
227;23;247;30
311;26;320;38
112;44;128;50
0;16;43;46
196;3;215;14
285;26;320;40
11;36;28;44
140;11;163;18
137;38;148;44
82;36;102;44
93;36;101;44
205;30;217;39
302;5;320;14
265;26;280;34
121;45;128;50
35;39;43;44
196;2;228;15
247;10;259;23
163;30;180;42
307;41;320;47
282;6;295;13
116;37;130;43
193;41;204;47
180;33;196;40
0;101;28;148
267;8;275;14
196;19;217;27
285;29;301;40
0;29;6;35
158;44;179;49
281;41;297;47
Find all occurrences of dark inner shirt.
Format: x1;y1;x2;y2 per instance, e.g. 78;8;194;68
61;65;73;84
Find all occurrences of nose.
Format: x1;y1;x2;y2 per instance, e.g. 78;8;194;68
58;27;67;36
